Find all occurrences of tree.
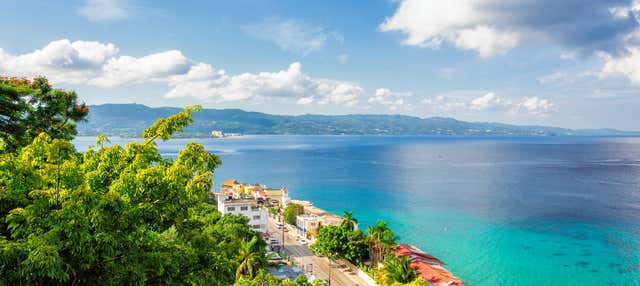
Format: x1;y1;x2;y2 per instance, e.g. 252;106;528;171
311;278;328;286
283;203;304;225
311;213;367;265
293;274;311;286
0;106;264;285
236;236;267;281
0;76;88;152
234;269;284;286
366;220;398;265
340;210;358;231
383;255;417;284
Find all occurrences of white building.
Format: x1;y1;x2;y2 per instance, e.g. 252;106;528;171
217;195;268;233
295;214;320;240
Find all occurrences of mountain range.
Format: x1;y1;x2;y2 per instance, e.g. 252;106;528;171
76;104;637;137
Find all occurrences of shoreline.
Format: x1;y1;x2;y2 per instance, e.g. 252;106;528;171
289;200;464;286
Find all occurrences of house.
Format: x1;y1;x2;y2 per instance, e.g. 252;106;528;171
217;196;268;233
295;214;320;239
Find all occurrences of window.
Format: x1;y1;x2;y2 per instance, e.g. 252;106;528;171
240;206;248;211
252;225;261;229
251;206;260;211
253;215;261;220
227;206;235;211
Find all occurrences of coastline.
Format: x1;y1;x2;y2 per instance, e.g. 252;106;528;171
288;200;464;286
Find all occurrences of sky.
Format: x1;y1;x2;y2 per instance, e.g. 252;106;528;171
1;0;640;130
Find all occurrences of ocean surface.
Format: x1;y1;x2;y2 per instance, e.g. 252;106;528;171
73;135;640;286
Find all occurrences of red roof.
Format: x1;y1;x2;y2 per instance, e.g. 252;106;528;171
222;179;238;187
394;244;463;286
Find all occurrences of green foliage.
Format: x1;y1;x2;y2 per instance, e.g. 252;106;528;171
0;106;264;285
234;269;284;286
293;275;310;286
283;203;304;225
311;278;327;286
366;220;398;265
0;76;89;152
310;211;367;265
380;254;418;284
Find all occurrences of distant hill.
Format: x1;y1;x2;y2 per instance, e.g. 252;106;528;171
76;104;638;137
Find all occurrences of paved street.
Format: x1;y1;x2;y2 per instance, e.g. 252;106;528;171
266;217;369;286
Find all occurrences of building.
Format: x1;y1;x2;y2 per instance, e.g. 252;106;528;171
295;214;320;239
217;196;268;233
220;179;289;208
211;130;224;138
394;243;463;286
216;179;291;233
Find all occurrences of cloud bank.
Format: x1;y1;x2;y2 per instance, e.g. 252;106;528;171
381;0;640;58
0;39;364;106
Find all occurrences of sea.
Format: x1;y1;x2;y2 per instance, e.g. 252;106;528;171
73;135;640;286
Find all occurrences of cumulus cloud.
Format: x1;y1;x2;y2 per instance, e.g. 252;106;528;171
368;88;412;110
381;0;639;57
92;50;191;87
599;46;640;85
78;0;130;22
0;39;118;84
469;92;508;110
423;90;555;115
515;97;556;115
167;61;363;105
0;39;364;106
243;18;339;55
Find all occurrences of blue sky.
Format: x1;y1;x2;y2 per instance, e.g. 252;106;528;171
1;0;640;130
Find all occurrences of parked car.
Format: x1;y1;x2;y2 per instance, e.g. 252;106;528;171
300;239;307;245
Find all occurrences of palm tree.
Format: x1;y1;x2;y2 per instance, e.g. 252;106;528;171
235;236;265;281
366;220;398;265
385;255;417;283
341;211;358;231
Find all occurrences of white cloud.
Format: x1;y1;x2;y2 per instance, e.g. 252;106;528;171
78;0;130;22
91;50;191;87
368;88;412;110
560;51;577;60
599;46;640;86
243;18;338;55
423;90;555;115
380;0;640;58
0;39;365;106
515;97;556;115
166;62;364;105
469;92;508;110
453;26;520;58
380;0;521;57
297;97;315;105
0;39;118;84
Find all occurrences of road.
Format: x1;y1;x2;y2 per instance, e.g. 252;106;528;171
266;217;369;286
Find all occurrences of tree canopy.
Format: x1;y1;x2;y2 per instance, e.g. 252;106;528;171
0;76;89;152
282;203;304;225
310;212;367;265
0;105;268;285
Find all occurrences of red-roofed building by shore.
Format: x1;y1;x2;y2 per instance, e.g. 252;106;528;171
394;243;464;286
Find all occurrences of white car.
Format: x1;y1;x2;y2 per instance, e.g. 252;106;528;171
299;239;307;245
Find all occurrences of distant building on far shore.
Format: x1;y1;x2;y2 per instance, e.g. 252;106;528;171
211;130;224;138
211;130;242;138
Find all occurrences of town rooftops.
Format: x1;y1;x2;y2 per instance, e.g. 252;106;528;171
222;179;239;187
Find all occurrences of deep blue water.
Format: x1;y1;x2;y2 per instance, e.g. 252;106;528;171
73;135;640;285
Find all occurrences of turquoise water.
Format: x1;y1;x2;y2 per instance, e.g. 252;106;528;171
74;136;640;285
